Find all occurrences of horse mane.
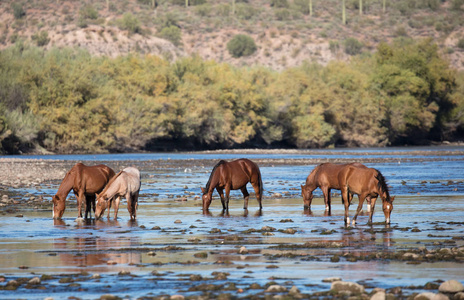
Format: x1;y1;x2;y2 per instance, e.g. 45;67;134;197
100;170;123;196
204;160;227;192
374;169;391;202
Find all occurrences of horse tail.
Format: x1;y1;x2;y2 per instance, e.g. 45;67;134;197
257;164;263;197
374;169;391;201
204;160;226;192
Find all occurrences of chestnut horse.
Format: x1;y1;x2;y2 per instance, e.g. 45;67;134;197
301;162;370;211
52;163;115;219
201;158;263;211
338;165;394;226
95;167;141;220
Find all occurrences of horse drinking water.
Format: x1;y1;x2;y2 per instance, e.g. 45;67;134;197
95;167;141;220
338;165;394;226
201;158;263;211
52;163;115;219
301;162;369;211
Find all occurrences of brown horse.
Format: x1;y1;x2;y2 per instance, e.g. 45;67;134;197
301;162;370;211
338;165;395;226
52;163;115;219
95;167;141;220
201;158;263;211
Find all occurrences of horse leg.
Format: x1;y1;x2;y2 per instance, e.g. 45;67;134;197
76;192;84;219
132;191;139;220
366;196;372;213
340;187;350;226
126;193;134;220
252;182;262;210
321;187;330;211
224;186;231;211
113;196;121;219
352;194;367;226
368;197;378;224
106;197;113;219
86;195;96;219
217;188;226;210
241;187;250;209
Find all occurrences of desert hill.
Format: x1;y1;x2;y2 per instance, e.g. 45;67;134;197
1;0;463;70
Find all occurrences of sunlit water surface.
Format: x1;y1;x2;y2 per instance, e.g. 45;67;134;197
1;146;463;299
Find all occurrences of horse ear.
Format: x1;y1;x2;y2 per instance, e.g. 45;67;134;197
390;196;395;202
201;187;206;194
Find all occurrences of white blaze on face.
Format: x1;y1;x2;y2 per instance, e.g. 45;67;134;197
52;204;55;218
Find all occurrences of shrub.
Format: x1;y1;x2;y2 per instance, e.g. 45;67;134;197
11;3;26;19
79;4;98;20
271;0;289;8
451;0;464;10
227;34;257;58
32;31;50;46
119;13;142;34
236;3;257;20
194;4;212;17
275;8;291;21
159;26;182;46
344;37;363;55
457;38;464;49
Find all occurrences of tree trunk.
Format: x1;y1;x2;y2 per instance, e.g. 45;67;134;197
359;0;363;15
232;0;235;15
185;0;188;8
309;0;313;16
383;0;386;13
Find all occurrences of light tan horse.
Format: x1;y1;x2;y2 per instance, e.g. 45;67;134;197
52;163;115;219
95;167;141;220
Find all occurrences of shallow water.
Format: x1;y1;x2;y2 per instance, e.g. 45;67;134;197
1;147;464;299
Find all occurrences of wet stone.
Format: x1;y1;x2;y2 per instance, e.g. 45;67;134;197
331;281;365;294
266;285;287;292
28;277;41;285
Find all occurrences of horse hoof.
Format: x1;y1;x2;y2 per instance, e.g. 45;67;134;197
75;217;84;222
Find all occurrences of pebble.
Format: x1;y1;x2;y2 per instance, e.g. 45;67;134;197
323;277;342;282
370;291;385;300
239;246;248;254
174;219;182;224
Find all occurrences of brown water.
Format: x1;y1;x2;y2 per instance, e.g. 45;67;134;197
1;148;464;299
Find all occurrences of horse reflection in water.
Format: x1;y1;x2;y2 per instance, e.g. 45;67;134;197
53;219;141;269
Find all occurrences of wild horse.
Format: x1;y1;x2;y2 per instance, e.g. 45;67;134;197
301;162;369;211
52;163;115;219
95;167;141;220
201;158;263;211
338;165;394;226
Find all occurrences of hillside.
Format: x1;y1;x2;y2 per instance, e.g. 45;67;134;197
1;0;463;70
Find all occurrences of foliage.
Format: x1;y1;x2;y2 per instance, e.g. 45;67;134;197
31;31;49;46
11;3;25;20
159;26;182;46
0;38;461;154
227;34;257;58
118;13;142;35
344;37;363;55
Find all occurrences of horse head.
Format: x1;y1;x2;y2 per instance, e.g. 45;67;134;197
52;195;65;219
382;196;395;224
201;187;212;210
95;193;109;219
301;185;313;208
